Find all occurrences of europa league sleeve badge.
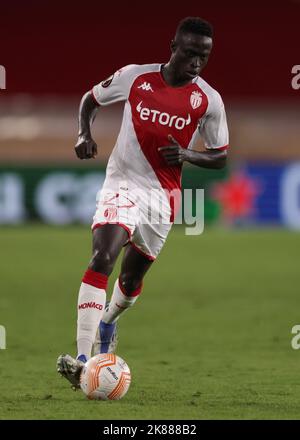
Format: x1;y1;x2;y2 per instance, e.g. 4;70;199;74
101;74;114;88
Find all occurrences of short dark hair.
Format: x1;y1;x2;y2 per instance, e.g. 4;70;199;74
176;17;213;39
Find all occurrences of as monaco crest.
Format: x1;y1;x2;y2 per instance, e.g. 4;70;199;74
104;207;118;221
190;91;202;109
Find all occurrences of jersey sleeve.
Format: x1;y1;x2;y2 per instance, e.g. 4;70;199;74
92;65;138;106
198;91;229;150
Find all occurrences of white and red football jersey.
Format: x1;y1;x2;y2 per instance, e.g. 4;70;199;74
92;63;229;196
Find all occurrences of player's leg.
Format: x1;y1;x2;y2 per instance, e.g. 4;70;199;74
57;224;129;387
96;244;154;353
105;242;154;321
95;203;173;354
76;224;129;360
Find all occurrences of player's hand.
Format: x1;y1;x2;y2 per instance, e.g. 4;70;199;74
75;136;98;160
158;135;188;166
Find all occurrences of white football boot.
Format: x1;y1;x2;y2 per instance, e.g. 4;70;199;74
56;354;85;390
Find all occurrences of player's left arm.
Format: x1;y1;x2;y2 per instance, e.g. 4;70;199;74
159;135;227;169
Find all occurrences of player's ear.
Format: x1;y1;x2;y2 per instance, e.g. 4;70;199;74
170;39;177;53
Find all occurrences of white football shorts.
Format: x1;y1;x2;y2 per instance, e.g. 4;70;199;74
91;187;173;260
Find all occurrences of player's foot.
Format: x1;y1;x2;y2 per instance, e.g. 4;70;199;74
93;305;118;354
56;354;85;390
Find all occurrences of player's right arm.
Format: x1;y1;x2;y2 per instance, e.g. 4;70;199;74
75;91;99;160
75;65;138;160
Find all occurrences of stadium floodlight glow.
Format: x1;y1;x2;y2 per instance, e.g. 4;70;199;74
0;65;6;90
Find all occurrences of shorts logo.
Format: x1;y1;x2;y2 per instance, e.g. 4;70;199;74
136;101;191;130
103;194;135;209
78;302;103;310
101;74;114;88
104;206;118;221
190;91;202;109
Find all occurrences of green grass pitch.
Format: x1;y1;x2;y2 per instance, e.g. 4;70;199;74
0;225;300;419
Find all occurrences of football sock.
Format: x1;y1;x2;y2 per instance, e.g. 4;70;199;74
77;269;107;359
102;278;142;324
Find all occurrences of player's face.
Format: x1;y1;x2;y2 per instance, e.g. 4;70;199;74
170;33;213;82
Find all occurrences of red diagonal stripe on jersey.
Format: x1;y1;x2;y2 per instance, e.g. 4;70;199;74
129;71;208;221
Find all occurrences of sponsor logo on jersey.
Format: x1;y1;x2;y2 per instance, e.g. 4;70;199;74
138;82;154;92
136;101;191;130
101;74;114;88
190;91;202;109
78;302;103;310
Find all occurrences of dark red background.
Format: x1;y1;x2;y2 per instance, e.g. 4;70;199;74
1;0;299;100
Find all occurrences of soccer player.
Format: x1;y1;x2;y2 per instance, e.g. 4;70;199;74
57;16;229;389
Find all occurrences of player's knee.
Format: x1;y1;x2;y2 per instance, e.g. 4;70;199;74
119;273;142;296
90;249;114;273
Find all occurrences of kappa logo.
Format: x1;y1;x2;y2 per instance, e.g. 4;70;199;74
138;82;154;92
136;101;191;130
190;91;202;109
